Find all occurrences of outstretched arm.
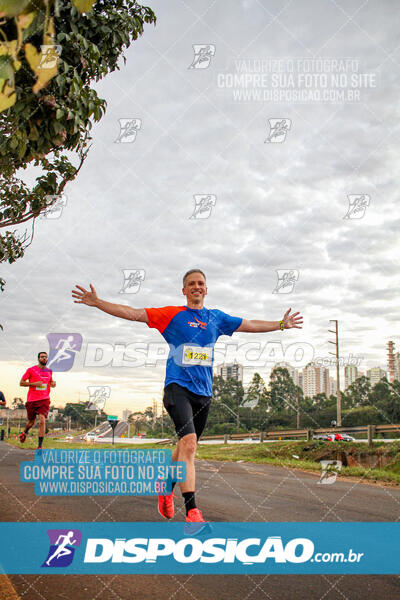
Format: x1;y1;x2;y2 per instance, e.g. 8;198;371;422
72;284;149;323
236;308;303;333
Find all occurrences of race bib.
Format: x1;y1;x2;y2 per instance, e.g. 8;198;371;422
182;345;213;366
37;382;47;390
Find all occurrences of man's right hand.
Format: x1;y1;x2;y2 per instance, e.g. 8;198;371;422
72;284;98;307
72;284;149;323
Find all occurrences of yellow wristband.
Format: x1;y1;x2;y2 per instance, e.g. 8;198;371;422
279;320;285;331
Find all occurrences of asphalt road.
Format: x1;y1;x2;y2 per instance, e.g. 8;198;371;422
1;442;400;600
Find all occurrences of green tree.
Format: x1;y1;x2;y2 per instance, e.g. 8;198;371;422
144;406;154;423
128;410;146;435
0;0;156;298
370;378;400;422
11;396;24;409
242;372;268;408
211;375;244;430
269;367;302;413
342;376;371;408
342;405;383;426
312;393;329;410
64;401;106;427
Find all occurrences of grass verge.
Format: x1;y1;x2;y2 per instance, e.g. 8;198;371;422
195;441;400;485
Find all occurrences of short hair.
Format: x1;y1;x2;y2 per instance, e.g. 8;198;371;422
38;351;48;359
183;269;206;287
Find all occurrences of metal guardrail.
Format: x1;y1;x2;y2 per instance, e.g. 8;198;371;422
200;423;400;442
150;424;400;446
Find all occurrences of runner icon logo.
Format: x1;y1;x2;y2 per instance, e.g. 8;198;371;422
264;118;291;143
317;460;342;485
119;269;146;294
343;194;370;219
272;269;299;294
86;386;110;411
188;45;216;69
42;529;82;568
46;333;83;372
115;118;142;143
189;194;216;219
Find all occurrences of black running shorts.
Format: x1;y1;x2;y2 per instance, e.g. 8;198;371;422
163;382;211;440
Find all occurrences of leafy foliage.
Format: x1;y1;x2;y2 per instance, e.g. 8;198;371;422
0;0;156;305
0;0;98;110
269;366;302;414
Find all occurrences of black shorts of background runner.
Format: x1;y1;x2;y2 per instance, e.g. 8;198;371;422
163;382;211;440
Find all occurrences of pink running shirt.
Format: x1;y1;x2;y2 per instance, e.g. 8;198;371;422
21;366;53;402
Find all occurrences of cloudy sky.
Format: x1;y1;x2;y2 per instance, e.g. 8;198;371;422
1;0;399;416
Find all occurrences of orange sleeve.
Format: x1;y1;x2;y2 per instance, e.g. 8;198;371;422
145;306;186;334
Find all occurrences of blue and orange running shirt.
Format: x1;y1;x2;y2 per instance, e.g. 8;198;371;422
145;306;242;396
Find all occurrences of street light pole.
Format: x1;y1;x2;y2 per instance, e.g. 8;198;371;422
328;320;341;426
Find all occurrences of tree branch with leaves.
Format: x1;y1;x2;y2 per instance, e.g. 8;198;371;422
0;0;156;319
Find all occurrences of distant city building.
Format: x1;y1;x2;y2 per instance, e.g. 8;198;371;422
298;371;303;389
344;365;358;390
388;341;400;382
122;409;132;421
394;353;400;382
387;340;395;383
152;399;158;419
274;362;301;387
216;360;243;382
329;377;337;397
302;362;330;398
366;367;387;387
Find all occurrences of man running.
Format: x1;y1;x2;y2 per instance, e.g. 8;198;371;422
72;269;303;525
45;531;77;566
19;352;56;449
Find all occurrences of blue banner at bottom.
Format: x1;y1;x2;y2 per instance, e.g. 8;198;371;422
0;523;398;574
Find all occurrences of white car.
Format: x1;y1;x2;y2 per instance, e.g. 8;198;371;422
85;432;97;441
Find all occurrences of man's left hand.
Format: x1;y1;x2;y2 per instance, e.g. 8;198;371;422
282;308;303;329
